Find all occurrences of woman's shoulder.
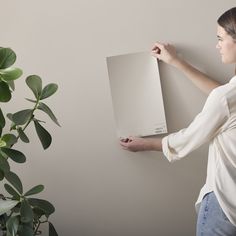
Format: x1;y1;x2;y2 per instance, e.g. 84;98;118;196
208;85;226;100
207;82;236;115
209;82;235;99
204;84;230;110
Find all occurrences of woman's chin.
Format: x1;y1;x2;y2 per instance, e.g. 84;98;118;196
221;56;236;64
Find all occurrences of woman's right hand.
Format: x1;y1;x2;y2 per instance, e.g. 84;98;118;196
151;42;179;66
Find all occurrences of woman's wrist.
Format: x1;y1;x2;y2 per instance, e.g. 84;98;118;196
170;57;185;68
148;138;163;151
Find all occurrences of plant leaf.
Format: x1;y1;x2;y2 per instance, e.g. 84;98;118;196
1;147;26;164
7;113;13;121
40;83;58;100
17;128;30;143
49;222;58;236
0;108;5;128
32;207;44;220
4;184;20;199
0;81;11;102
26;75;42;99
7;80;15;91
6;215;19;236
0;153;10;173
20;199;33;223
25;98;36;103
0;169;4;180
28;198;55;216
0;139;6;147
24;185;44;197
34;120;52;149
0;48;16;69
0;199;19;216
4;171;23;194
38;102;60;126
10;124;17;131
1;133;17;147
12;109;32;125
0;67;23;81
18;223;34;236
6;114;16;131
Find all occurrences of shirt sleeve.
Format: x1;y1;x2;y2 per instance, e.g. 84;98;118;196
162;89;229;162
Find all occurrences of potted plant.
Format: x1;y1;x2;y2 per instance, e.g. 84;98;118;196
0;46;59;235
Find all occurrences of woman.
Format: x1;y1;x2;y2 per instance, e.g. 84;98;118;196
120;7;236;236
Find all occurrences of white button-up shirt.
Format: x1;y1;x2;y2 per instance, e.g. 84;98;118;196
162;75;236;226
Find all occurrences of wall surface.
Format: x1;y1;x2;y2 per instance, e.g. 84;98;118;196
0;0;236;235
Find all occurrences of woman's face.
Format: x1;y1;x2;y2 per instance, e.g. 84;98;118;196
216;25;236;64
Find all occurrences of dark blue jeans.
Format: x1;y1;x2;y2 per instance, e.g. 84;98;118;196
196;191;236;236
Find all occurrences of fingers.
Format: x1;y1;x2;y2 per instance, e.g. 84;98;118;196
119;140;131;150
119;136;135;151
120;138;129;143
151;42;172;53
151;47;161;55
120;137;133;143
151;42;177;64
151;42;164;51
151;42;166;60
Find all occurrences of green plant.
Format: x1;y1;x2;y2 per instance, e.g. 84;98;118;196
0;47;60;236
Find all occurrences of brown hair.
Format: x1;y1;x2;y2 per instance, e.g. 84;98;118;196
217;7;236;40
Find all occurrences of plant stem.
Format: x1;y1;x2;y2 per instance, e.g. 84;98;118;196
34;221;41;235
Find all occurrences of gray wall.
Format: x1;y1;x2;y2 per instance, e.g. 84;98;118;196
1;0;236;235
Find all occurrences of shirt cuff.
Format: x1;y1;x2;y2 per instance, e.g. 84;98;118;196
162;135;177;163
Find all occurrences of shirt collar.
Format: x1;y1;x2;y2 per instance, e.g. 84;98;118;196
229;75;236;84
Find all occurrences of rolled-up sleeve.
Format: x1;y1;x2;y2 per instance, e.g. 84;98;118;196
162;89;229;162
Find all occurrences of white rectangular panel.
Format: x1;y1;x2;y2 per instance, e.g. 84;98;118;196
106;51;167;138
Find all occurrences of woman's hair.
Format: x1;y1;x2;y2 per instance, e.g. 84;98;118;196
217;7;236;41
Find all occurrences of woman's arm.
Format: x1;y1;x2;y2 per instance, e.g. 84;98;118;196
151;42;222;95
